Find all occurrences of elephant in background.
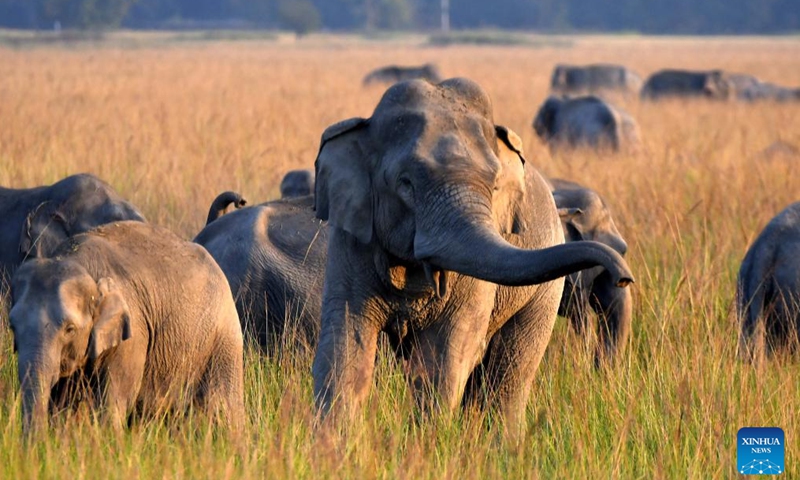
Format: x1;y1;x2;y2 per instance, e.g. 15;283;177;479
640;69;733;100
311;78;633;431
550;64;642;95
362;63;442;86
9;221;244;433
533;95;640;152
194;194;326;353
550;178;632;366
737;202;800;360
280;169;315;199
0;173;145;280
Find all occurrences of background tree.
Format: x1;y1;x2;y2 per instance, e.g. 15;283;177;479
278;0;321;35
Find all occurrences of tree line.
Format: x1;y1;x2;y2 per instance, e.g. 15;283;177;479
0;0;797;34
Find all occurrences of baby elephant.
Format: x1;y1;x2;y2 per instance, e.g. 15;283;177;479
533;95;640;153
551;179;632;366
9;221;244;433
280;169;315;199
737;202;800;360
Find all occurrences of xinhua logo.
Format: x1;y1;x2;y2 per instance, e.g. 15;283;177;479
737;427;785;475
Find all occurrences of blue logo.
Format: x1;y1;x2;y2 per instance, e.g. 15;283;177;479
738;427;785;475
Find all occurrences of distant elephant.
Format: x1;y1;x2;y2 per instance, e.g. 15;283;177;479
737;202;800;360
311;78;633;430
640;69;732;100
550;178;632;366
550;64;642;95
9;221;244;433
205;191;247;224
194;194;326;353
735;78;800;102
0;173;145;280
280;169;315;198
533;95;640;152
362;63;442;86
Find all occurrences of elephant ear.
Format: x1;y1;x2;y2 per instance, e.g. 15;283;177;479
89;277;132;360
19;202;69;260
494;125;528;234
314;117;373;244
556;205;586;242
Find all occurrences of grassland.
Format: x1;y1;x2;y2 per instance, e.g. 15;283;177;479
0;33;799;479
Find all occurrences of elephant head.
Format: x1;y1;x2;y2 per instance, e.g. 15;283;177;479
10;261;131;432
280;169;315;199
314;78;632;290
554;187;628;256
703;71;732;100
532;96;563;140
19;174;145;261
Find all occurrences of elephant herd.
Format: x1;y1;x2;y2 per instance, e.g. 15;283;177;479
535;63;800;152
0;76;796;436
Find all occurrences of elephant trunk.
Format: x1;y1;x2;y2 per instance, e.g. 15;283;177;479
206;191;247;225
590;270;633;367
414;208;634;288
18;355;56;434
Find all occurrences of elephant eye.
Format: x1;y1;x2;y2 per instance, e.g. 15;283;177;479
64;323;76;335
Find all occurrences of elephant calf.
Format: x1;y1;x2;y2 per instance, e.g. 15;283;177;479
737;202;800;360
0;173;145;281
9;221;244;432
551;179;632;366
533;95;640;152
280;169;315;199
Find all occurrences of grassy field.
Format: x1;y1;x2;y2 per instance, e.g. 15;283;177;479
1;33;799;478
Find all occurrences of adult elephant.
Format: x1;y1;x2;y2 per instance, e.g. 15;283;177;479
550;64;642;95
311;78;633;430
0;173;144;280
533;95;640;152
550;179;632;367
640;69;732;100
9;221;244;433
194;194;326;353
737;202;800;360
280;169;315;199
362;63;442;86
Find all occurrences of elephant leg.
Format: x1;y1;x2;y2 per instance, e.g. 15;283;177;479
198;333;245;431
406;319;491;415
312;298;383;421
98;341;145;428
589;270;633;366
560;274;590;336
478;284;561;436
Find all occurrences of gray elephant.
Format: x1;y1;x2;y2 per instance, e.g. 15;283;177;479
311;78;633;430
0;173;144;280
280;169;315;199
194;194;326;353
550;64;642;95
9;221;244;432
735;79;800;102
205;191;247;224
640;69;732;100
362;63;442;86
737;202;800;360
550;179;632;366
533;95;640;152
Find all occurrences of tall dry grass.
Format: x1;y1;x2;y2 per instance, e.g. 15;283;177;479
0;34;799;478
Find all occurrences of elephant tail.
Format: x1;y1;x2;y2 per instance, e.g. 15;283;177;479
206;191;247;225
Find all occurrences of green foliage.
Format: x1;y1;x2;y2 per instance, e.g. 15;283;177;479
278;0;321;35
